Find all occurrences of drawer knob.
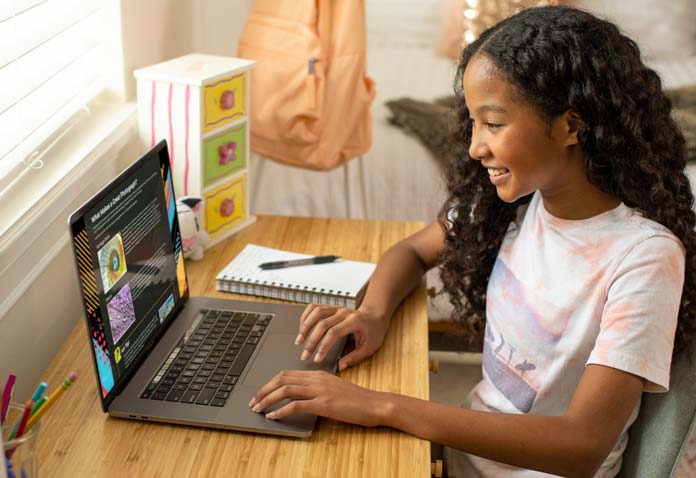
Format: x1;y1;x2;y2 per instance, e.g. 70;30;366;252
218;142;237;165
220;90;235;110
220;198;235;217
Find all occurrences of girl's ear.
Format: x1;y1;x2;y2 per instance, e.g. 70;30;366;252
564;110;584;146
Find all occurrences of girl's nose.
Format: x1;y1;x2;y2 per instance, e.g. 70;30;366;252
469;132;490;161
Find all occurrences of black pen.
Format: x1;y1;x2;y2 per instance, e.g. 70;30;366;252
258;255;341;270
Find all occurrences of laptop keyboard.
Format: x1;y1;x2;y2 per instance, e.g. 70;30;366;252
140;308;272;407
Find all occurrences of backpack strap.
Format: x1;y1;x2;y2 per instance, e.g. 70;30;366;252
316;0;332;69
306;0;330;109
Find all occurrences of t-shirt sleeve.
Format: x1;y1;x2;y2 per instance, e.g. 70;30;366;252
587;234;685;392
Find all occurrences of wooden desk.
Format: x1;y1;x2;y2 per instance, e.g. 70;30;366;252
37;216;430;477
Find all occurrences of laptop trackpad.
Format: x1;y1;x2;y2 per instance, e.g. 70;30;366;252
241;334;337;388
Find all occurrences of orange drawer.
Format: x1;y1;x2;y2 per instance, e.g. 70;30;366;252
203;174;247;237
202;72;246;133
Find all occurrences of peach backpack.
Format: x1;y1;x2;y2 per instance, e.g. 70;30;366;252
238;0;375;170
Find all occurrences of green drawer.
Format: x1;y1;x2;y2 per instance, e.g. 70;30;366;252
203;123;247;188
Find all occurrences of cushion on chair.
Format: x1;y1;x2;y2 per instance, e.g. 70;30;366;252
617;348;696;477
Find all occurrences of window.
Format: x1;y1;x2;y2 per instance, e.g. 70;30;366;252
0;0;108;194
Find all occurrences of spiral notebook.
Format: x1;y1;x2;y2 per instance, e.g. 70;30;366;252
216;244;376;308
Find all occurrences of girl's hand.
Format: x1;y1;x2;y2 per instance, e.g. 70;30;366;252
295;304;390;371
249;370;388;427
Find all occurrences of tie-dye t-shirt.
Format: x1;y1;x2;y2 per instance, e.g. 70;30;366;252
464;191;685;478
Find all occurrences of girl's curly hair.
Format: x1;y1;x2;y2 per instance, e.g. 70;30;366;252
439;5;696;358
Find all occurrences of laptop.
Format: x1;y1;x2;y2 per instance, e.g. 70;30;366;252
67;140;346;437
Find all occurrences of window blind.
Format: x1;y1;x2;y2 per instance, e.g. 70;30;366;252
0;0;107;193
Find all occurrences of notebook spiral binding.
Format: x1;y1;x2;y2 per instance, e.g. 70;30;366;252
216;274;357;308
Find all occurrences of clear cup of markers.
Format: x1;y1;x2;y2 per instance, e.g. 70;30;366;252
2;402;40;478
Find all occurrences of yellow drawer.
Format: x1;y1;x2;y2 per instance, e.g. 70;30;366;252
202;72;246;132
203;174;247;237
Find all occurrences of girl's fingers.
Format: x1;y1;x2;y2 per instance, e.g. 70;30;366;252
298;304;318;333
312;320;353;363
302;313;346;361
296;305;338;345
251;384;314;414
337;344;371;372
265;399;314;421
250;369;309;407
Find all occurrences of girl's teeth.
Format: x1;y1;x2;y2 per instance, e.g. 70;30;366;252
488;168;509;177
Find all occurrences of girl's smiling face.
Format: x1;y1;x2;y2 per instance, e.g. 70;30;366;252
463;54;584;205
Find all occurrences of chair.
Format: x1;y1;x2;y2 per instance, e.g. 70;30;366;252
428;350;696;477
618;347;696;477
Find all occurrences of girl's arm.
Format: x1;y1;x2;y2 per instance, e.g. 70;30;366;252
383;364;643;478
251;363;643;478
358;219;445;322
296;220;445;367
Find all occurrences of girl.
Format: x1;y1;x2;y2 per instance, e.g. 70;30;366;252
248;6;696;477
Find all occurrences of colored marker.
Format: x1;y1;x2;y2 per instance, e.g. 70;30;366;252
8;381;48;439
1;373;16;424
31;381;48;403
5;400;32;460
25;372;77;432
30;395;48;417
7;400;31;441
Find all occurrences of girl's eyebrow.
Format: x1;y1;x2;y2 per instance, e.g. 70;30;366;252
475;104;507;114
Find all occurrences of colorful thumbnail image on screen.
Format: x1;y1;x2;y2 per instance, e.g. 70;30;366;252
98;233;127;292
106;283;136;344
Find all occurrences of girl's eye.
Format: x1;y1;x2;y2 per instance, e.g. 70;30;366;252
486;122;502;130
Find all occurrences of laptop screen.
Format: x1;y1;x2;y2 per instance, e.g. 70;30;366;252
68;140;188;410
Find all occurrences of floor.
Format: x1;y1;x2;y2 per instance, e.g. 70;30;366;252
429;361;481;408
427;332;696;477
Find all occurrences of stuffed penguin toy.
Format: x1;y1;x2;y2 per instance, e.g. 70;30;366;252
177;197;209;261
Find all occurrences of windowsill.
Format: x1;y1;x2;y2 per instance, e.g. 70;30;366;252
0;91;137;318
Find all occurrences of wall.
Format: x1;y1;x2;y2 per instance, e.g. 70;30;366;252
0;0;253;400
119;0;252;100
